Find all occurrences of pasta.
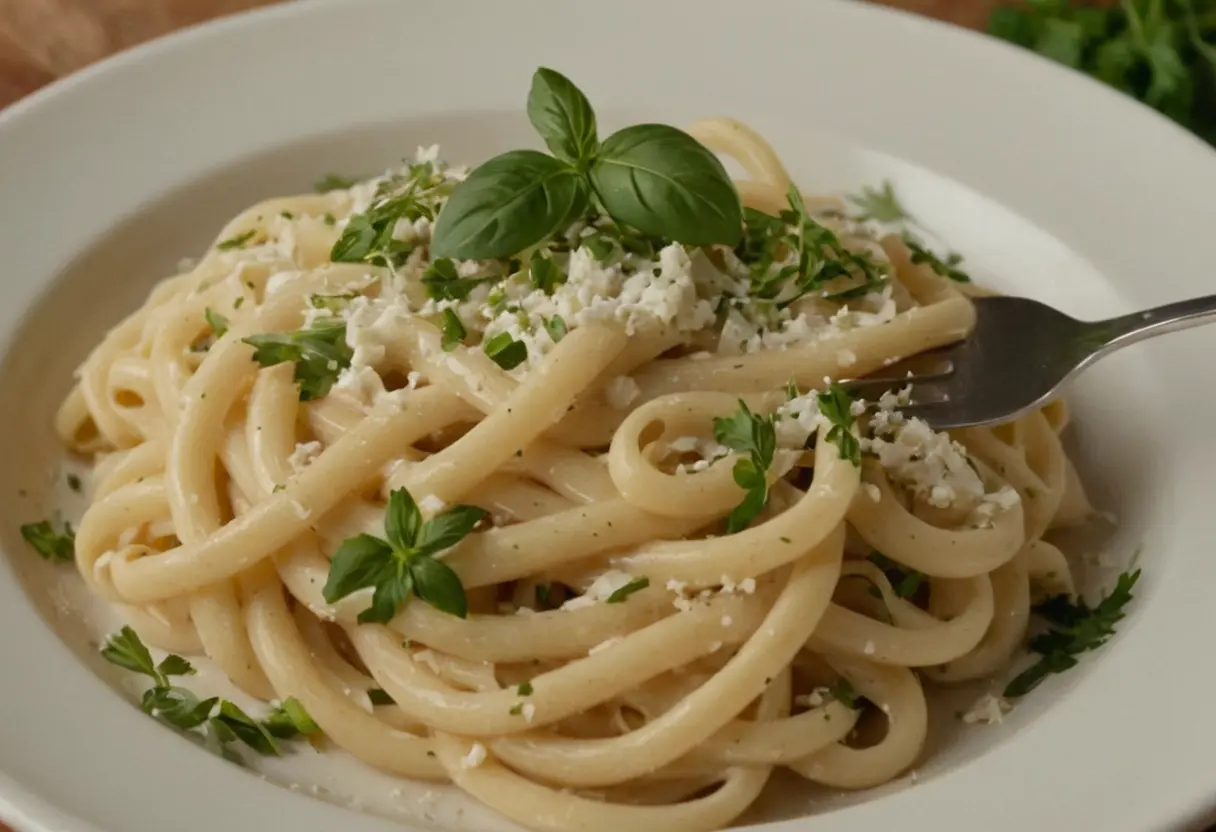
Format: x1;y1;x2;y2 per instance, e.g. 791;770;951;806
54;110;1098;832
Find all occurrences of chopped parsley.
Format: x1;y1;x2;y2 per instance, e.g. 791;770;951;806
867;551;925;599
308;291;358;312
902;233;971;283
483;332;528;371
367;688;395;706
421;257;493;301
829;678;860;709
322;487;485;623
243;321;352;401
204;307;229;339
314;173;359;192
543;315;567;343
517;681;534;696
605;576;649;603
330;161;454;269
66;473;82;493
737;186;887;304
20;519;75;563
850;180;914;224
816;384;861;466
713;400;777;533
263;697;321;739
216;229;257;251
440;309;467;351
529;252;563;294
100;626;293;760
1004;569;1141;698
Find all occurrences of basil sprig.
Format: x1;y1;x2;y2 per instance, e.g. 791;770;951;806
431;68;742;260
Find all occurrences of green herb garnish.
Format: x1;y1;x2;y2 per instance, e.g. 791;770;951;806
367;688;395;706
243;322;352;401
517;681;534;696
205;307;229;339
217;229;257;251
1004;569;1141;698
421;257;493;301
605;576;649;603
322;487;485;623
816;384;861;466
263;697;320;739
20;520;74;563
483;332;528;371
829;678;860;709
713;400;777;533
850;180;915;224
902;233;970;283
430;68;741;260
867;551;925;599
100;627;288;759
314;173;359;192
330;162;453;269
440;309;467;352
529;252;562;294
543;315;567;343
989;1;1216;145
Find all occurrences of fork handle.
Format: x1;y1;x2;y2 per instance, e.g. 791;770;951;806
1095;294;1216;352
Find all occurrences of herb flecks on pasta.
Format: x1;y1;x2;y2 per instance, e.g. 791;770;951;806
42;65;1137;832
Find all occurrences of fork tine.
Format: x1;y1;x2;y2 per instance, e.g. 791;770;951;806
836;347;956;402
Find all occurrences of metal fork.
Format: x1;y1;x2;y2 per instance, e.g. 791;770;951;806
845;294;1216;431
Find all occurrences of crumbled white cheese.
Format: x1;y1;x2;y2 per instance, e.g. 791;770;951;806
775;392;821;448
862;483;881;502
605;376;641;410
721;615;733;628
287;441;323;473
863;416;984;509
837;348;857;367
418;494;446;515
962;693;1011;725
863;640;876;656
461;742;488;769
795;687;829;708
521;703;536;724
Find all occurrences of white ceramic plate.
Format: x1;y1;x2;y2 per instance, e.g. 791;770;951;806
2;1;1215;830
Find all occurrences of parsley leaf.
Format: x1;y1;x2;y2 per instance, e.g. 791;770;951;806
330;162;454;269
737;188;887;304
217;229;256;251
314;173;359;192
850;181;914;224
322;488;485;623
529;252;563;294
367;688;395;706
543;315;567;343
605;576;649;603
713;400;777;533
816;383;861;466
867;551;925;599
902;233;971;283
517;681;535;696
20;519;75;563
1004;569;1141;698
421;257;494;301
243;321;352;401
989;1;1216;146
205;307;229;339
263;697;320;739
829;678;860;709
101;626;162;682
440;309;467;352
483;332;528;371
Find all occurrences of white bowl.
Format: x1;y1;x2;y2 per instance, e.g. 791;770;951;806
1;1;1214;831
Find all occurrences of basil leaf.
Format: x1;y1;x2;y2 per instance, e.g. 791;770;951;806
431;150;588;260
385;487;422;551
416;505;487;556
409;555;469;619
358;570;412;624
527;67;599;167
590;124;742;246
322;534;393;603
331;215;378;262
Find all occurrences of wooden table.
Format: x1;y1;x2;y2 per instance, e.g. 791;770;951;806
0;2;1029;832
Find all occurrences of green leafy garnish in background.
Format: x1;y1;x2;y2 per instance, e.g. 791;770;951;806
989;0;1216;145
